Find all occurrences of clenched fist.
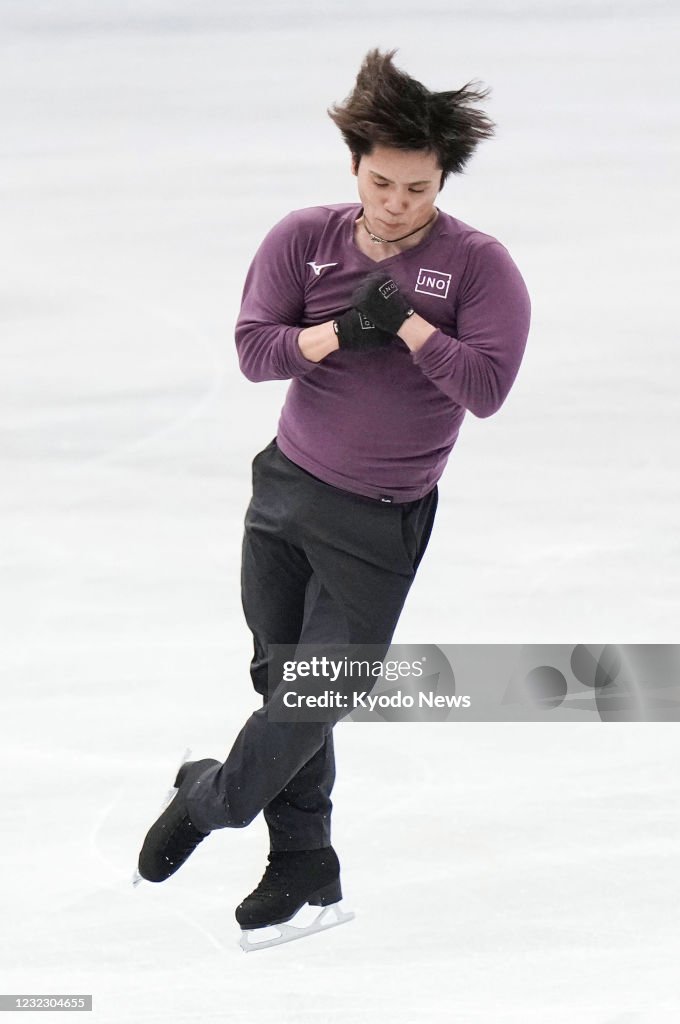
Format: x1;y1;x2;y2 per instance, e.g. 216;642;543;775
351;273;415;335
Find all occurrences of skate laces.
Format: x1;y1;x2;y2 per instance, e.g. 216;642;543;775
250;863;287;898
250;854;312;897
246;850;334;899
165;815;206;865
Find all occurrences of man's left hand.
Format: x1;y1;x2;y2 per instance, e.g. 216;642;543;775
351;273;415;335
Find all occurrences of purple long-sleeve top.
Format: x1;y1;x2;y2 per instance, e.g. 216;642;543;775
235;203;530;502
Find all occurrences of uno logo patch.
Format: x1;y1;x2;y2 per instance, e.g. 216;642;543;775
415;268;451;299
378;279;398;300
358;312;376;330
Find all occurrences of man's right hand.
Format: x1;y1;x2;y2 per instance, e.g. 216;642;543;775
333;308;394;352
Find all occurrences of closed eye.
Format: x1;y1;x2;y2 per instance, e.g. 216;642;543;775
374;182;426;194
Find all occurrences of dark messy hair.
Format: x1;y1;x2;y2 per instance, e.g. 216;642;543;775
328;49;495;187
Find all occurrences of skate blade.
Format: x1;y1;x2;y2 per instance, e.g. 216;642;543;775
132;747;192;888
239;902;355;952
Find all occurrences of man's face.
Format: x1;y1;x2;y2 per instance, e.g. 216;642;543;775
353;145;442;240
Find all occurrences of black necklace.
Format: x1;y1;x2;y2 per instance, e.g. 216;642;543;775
362;211;437;244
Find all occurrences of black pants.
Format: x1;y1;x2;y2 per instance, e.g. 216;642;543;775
186;439;438;850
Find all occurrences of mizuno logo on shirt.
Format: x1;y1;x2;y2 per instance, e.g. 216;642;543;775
307;261;338;276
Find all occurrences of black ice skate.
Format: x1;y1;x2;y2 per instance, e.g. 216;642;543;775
236;847;355;952
134;757;219;884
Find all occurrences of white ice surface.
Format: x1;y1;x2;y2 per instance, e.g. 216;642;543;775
1;2;679;1021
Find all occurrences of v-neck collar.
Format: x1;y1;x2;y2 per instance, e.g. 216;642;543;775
347;205;445;266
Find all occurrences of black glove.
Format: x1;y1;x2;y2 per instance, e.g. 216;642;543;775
333;308;394;352
351;273;415;335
